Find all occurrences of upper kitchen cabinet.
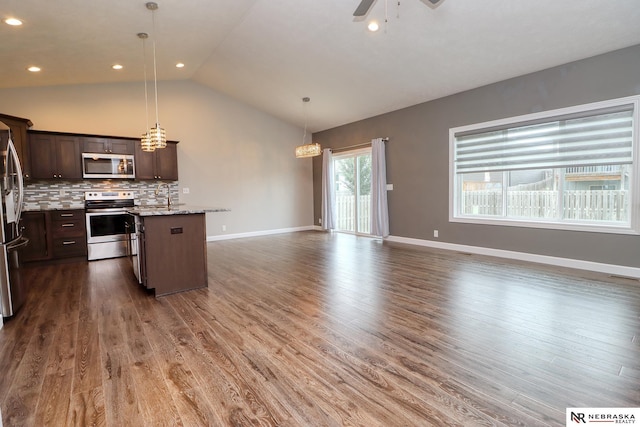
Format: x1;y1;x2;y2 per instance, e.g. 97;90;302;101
82;136;134;155
134;141;178;181
29;131;82;180
0;113;33;179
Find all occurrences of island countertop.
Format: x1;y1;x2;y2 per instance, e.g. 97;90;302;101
127;205;230;216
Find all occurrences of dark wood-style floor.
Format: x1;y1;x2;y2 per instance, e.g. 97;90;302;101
1;231;639;426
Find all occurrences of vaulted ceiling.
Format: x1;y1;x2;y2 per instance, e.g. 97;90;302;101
2;0;639;131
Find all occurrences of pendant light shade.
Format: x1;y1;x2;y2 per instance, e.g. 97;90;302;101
149;124;166;149
295;142;322;158
141;131;154;152
295;97;321;158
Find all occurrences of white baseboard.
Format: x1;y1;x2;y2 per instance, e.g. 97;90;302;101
207;225;317;242
386;235;640;279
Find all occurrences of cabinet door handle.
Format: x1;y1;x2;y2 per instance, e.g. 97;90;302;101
62;240;76;245
61;223;75;227
59;214;74;217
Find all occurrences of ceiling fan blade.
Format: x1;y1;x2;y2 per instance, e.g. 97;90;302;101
353;0;376;17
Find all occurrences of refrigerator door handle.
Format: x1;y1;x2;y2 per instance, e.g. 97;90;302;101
3;235;28;249
6;136;24;226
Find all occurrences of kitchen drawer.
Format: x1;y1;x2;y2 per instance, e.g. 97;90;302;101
52;237;87;258
51;219;85;238
51;210;85;221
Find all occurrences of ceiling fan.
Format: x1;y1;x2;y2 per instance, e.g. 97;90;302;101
353;0;445;17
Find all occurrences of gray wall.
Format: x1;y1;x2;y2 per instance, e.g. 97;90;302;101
313;44;640;268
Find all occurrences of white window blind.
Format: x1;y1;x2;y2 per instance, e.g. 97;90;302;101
454;104;634;174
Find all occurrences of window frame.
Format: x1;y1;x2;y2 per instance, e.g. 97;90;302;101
449;95;640;235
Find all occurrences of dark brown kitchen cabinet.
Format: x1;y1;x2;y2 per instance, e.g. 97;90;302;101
82;137;134;155
134;141;178;181
20;209;87;262
136;213;207;296
20;211;50;262
0;113;33;180
50;210;87;258
28;132;82;180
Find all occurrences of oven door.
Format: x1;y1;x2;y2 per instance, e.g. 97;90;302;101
86;209;132;243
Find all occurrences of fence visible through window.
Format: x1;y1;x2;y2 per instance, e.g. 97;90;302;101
463;190;628;222
335;194;371;232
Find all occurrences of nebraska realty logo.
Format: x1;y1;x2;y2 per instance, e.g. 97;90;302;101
567;408;639;425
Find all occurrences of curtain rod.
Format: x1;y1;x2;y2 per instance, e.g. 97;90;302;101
324;137;389;153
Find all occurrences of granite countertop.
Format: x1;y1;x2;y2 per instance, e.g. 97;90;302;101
23;204;86;212
127;205;230;216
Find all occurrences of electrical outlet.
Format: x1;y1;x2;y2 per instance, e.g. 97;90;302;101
182;187;190;194
319;218;322;225
222;225;227;232
59;189;66;197
434;230;439;238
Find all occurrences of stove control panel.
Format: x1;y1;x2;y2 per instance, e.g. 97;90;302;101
84;191;135;201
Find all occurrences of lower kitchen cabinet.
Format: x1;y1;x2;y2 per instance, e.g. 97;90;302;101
135;213;207;296
20;209;87;262
20;212;50;262
50;210;87;258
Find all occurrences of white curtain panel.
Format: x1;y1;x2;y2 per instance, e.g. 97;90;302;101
321;149;336;230
371;138;389;237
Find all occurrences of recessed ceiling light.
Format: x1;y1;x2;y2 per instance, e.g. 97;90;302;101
5;18;22;26
176;63;185;68
112;64;123;70
368;21;379;32
27;66;41;72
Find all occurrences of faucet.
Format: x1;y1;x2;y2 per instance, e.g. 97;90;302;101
154;182;172;207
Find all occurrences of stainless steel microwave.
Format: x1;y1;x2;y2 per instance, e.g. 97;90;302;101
82;153;135;179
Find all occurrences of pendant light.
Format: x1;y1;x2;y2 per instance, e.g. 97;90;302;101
138;32;154;152
146;2;166;149
295;97;321;158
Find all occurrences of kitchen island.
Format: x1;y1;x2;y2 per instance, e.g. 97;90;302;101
128;205;229;297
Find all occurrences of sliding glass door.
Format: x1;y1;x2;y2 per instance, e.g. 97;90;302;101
333;148;372;235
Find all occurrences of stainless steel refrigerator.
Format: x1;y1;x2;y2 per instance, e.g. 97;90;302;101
0;130;28;318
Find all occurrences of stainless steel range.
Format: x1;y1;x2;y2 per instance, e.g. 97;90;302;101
85;191;135;261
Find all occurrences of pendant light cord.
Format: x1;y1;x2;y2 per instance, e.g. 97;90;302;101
302;97;310;145
385;0;388;31
152;8;160;127
142;35;150;133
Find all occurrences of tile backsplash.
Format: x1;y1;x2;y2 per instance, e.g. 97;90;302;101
23;180;179;211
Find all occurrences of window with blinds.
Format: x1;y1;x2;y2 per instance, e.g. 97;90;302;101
449;96;639;234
